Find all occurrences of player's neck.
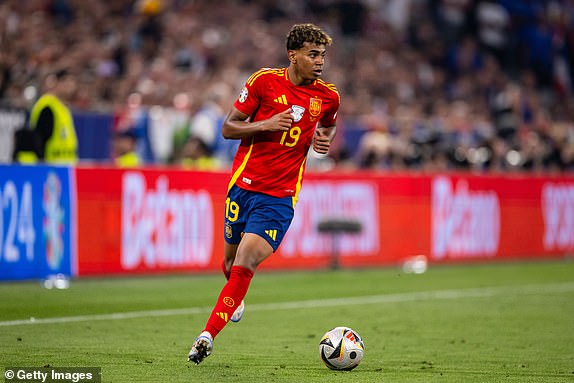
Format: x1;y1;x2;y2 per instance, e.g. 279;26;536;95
287;66;314;86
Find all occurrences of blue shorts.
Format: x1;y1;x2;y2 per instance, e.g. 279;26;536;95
224;185;295;252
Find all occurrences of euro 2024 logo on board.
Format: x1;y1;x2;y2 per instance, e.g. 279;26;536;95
43;172;64;271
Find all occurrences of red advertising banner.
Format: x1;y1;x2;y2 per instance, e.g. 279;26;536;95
76;167;228;275
75;167;574;276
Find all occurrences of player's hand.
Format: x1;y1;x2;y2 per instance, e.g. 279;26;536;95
313;129;331;154
263;108;293;132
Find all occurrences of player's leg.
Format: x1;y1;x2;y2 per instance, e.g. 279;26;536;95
221;192;294;327
223;242;246;323
221;242;238;280
189;188;244;365
228;231;278;323
203;234;272;334
188;234;271;364
233;232;274;270
188;189;292;364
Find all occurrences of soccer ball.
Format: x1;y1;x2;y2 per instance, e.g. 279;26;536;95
319;326;365;371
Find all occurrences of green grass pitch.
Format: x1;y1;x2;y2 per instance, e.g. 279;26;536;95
1;260;573;382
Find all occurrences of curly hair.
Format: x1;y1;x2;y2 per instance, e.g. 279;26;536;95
285;23;332;50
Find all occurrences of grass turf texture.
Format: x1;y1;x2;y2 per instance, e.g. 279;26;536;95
1;260;573;382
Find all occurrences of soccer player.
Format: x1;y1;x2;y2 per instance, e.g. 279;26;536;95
188;23;340;364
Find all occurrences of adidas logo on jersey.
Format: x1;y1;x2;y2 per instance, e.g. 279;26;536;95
274;95;288;105
265;229;277;241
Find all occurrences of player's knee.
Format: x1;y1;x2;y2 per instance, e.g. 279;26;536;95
233;253;260;271
234;247;270;271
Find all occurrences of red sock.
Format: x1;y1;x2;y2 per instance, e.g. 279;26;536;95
221;259;231;280
204;266;254;339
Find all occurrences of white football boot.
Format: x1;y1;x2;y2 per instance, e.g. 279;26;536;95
230;300;245;323
188;331;213;365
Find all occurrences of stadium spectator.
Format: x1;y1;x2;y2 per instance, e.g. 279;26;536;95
22;69;78;164
190;82;233;161
355;113;393;169
112;92;148;162
148;91;195;164
111;128;141;167
175;135;220;171
471;0;512;69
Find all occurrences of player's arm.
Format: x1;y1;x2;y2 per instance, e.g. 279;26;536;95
313;124;336;154
222;106;294;139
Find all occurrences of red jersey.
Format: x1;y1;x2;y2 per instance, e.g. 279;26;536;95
229;68;340;198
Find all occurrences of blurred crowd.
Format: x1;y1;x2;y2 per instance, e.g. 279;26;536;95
1;0;574;172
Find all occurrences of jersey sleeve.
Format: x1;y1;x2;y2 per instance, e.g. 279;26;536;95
320;90;340;128
233;69;265;116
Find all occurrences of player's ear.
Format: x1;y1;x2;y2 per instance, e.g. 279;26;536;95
288;50;297;64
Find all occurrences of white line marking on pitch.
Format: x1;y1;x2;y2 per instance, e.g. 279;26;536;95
1;282;573;327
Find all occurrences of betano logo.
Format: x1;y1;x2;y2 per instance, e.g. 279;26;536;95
432;176;500;259
121;172;214;269
542;183;574;250
274;95;288;105
265;229;277;241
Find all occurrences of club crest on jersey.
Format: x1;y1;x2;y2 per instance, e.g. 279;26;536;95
309;98;322;117
238;87;248;103
291;105;305;122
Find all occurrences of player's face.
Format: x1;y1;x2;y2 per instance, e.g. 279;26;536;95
290;42;327;82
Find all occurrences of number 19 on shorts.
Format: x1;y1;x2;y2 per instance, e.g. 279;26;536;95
225;197;239;222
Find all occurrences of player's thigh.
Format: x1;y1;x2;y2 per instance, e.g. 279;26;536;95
234;233;274;270
224;242;239;265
